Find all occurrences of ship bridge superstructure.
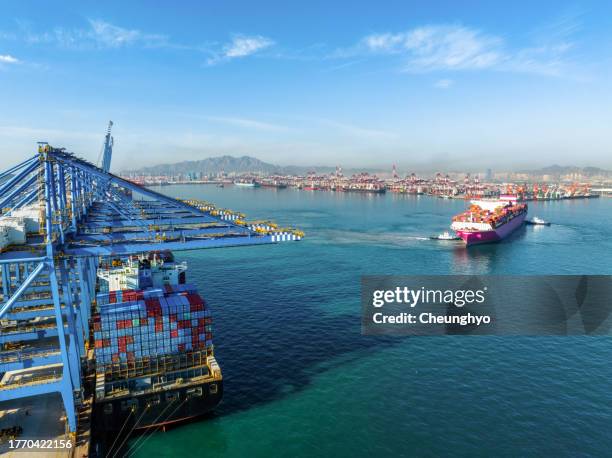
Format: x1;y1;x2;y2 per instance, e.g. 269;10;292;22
0;124;302;433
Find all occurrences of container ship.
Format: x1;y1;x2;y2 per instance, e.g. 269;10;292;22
91;251;222;434
339;185;386;194
450;197;527;246
259;178;288;189
233;179;260;187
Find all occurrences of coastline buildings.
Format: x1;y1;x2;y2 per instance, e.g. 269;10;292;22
119;167;604;201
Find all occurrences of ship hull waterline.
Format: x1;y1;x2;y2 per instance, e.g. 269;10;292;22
94;379;223;432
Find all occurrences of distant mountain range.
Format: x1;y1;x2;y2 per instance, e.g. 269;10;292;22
124;155;611;177
123;155;376;176
127;156;277;175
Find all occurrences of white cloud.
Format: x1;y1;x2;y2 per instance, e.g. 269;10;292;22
364;33;405;52
206;116;288;131
0;54;19;64
434;79;454;89
320;120;397;140
89;19;168;48
225;35;273;57
363;25;502;71
207;35;274;65
15;19;167;49
89;20;142;47
352;23;577;77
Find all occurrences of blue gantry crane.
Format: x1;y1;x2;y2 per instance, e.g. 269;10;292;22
0;123;302;433
101;121;113;173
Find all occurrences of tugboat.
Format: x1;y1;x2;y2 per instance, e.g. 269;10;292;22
526;216;550;226
430;231;460;241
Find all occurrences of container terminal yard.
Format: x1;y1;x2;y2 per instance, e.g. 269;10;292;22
121;167;604;201
0;123;302;456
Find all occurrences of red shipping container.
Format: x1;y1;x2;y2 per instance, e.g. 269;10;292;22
95;340;103;349
179;320;190;329
145;298;160;309
171;329;178;338
186;293;202;306
189;303;201;312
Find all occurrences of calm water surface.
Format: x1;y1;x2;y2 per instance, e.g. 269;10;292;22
131;186;612;457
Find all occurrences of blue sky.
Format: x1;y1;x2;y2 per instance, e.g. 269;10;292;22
1;1;611;172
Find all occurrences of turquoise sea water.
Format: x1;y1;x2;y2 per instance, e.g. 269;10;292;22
131;186;612;457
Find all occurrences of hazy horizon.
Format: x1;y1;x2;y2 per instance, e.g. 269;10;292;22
1;1;612;171
119;153;611;175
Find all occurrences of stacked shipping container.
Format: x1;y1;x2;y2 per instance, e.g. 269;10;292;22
93;287;213;369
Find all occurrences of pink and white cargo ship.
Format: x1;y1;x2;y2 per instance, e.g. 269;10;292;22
451;196;528;246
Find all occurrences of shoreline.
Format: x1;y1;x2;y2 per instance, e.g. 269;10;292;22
145;182;603;201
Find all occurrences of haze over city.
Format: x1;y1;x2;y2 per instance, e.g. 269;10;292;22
1;0;611;171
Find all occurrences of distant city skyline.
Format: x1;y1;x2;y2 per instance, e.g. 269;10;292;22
1;1;612;170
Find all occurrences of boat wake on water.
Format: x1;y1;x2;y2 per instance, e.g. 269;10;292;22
317;229;430;247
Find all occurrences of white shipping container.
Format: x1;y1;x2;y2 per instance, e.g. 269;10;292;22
0;216;26;248
10;204;41;233
0;226;10;251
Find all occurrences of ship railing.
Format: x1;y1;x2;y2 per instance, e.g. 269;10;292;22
0;372;62;391
98;351;210;381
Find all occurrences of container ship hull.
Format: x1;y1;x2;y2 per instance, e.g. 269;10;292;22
94;379;222;432
340;188;386;194
454;212;526;245
260;183;287;189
